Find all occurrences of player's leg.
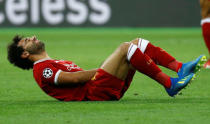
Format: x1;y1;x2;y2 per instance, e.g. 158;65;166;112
101;41;171;89
200;0;210;68
202;22;210;68
126;40;195;97
100;42;132;81
87;43;134;101
202;22;210;57
101;39;196;97
131;38;206;77
130;38;182;72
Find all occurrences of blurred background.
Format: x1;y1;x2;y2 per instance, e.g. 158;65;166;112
0;0;201;27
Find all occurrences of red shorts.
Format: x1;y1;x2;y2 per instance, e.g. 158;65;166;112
85;69;135;101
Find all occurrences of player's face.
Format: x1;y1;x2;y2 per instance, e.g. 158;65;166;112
18;36;45;54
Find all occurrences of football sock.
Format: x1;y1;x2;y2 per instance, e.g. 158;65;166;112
201;18;210;54
127;44;171;88
138;38;182;72
167;60;182;72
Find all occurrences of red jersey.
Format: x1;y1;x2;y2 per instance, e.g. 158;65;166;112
33;58;87;101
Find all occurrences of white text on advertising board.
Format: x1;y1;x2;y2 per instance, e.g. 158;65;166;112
0;0;111;25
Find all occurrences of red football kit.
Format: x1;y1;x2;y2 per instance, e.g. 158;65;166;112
33;59;135;101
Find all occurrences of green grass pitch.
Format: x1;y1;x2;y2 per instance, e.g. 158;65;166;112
0;28;210;124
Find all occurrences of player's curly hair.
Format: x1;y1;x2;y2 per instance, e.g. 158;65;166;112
7;35;33;70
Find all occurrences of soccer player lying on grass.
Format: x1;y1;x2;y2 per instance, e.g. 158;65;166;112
7;35;206;101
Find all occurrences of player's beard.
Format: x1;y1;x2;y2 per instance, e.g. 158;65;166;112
26;41;45;54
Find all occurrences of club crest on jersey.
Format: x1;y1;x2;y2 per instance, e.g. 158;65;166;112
64;63;80;71
43;68;53;78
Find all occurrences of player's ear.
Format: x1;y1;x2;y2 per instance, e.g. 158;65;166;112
21;51;30;59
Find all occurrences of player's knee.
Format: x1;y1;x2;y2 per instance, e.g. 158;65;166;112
118;38;140;53
119;42;130;52
130;38;139;45
117;42;131;56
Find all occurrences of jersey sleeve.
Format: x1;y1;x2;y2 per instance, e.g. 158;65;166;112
41;64;62;85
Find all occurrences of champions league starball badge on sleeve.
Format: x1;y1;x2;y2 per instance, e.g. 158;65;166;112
43;68;53;79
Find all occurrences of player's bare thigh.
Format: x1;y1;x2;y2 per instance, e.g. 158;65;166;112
100;38;139;80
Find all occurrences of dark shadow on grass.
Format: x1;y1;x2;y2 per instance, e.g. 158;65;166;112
0;97;210;106
120;97;210;104
0;99;59;106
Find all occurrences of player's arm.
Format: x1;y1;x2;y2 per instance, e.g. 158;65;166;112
56;69;97;85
